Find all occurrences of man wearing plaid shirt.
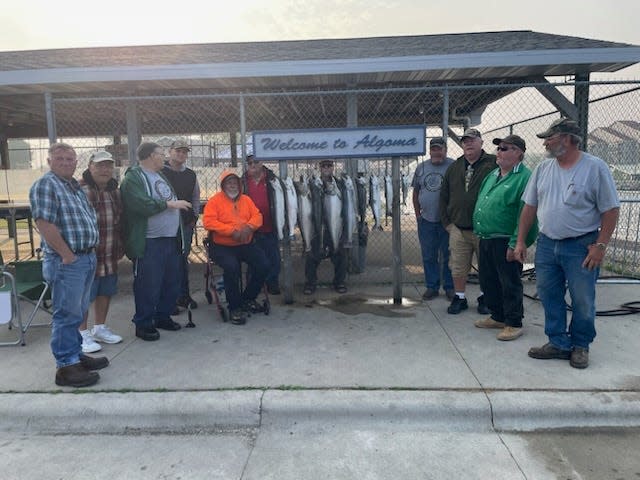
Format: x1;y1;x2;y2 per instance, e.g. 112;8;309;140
30;142;109;387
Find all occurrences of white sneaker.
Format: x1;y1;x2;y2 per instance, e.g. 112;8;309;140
81;329;102;353
91;324;123;344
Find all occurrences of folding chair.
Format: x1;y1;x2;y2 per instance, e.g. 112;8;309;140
0;251;50;346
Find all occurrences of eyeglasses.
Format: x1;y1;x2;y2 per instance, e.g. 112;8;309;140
320;163;334;168
496;145;519;152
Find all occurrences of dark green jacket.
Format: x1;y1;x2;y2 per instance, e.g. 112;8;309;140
120;166;184;259
439;150;497;229
473;163;538;248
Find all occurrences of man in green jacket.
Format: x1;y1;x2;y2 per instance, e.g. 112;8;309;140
439;128;497;314
120;142;191;341
473;135;537;341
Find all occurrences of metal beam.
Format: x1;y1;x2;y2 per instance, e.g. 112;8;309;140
44;92;57;144
575;72;590;150
125;102;140;165
534;78;578;120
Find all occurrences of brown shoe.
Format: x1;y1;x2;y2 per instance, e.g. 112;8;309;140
55;363;99;387
570;347;589;369
422;288;438;300
497;326;523;341
79;354;109;371
474;317;505;329
528;342;571;360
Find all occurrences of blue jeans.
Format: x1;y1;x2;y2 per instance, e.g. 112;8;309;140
43;252;96;368
252;231;280;287
132;237;180;328
535;232;599;351
417;218;453;291
177;225;194;298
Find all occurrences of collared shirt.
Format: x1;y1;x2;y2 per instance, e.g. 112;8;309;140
473;163;537;248
30;171;99;255
81;182;122;276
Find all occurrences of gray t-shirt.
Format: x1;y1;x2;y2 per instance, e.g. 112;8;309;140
140;169;180;238
522;152;620;240
412;157;454;222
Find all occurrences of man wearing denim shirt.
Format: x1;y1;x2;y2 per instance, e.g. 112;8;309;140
30;142;109;387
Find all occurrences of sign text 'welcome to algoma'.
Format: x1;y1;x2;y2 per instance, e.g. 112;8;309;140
252;125;425;160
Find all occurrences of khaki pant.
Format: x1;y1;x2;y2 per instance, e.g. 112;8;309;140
447;224;480;277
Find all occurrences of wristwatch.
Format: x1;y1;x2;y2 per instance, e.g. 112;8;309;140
592;242;607;251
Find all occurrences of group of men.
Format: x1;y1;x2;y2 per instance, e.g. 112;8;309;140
30;139;201;386
28;117;620;387
413;118;619;369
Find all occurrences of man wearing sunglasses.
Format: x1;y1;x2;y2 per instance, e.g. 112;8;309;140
473;135;537;341
440;128;497;315
514;118;620;369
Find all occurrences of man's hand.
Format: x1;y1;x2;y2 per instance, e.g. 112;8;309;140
238;225;253;243
583;244;606;271
513;241;527;264
506;247;516;262
61;253;77;265
167;200;192;211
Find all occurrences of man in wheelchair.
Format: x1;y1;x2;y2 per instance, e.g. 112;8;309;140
203;170;269;325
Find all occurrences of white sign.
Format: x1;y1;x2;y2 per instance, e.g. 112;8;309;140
252;125;425;160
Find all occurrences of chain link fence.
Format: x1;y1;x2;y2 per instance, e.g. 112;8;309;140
5;80;640;282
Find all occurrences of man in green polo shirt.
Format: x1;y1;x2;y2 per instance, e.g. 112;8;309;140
472;134;537;341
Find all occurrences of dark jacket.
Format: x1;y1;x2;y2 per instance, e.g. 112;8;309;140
242;167;287;235
439;150;497;229
120;166;184;259
162;164;199;226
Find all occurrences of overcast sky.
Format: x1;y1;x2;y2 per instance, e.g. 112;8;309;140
2;0;639;54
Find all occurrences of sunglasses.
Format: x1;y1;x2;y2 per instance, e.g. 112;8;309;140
496;145;519;152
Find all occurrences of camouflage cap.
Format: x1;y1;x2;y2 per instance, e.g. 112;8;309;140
89;150;114;163
170;138;191;151
430;137;446;147
492;134;526;152
536;118;581;139
461;128;482;140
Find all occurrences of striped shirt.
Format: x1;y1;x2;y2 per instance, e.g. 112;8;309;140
30;171;99;255
81;181;122;276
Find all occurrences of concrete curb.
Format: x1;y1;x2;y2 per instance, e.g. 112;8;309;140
2;390;640;434
0;391;263;434
489;391;640;431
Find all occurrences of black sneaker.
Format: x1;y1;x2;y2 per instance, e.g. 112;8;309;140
303;284;316;295
155;318;182;331
229;309;246;325
242;299;265;314
447;296;469;314
135;326;160;341
177;296;198;310
477;295;490;315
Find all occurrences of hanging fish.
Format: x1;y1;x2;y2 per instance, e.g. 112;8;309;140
323;177;343;252
295;175;314;252
401;173;410;206
269;177;286;241
356;174;367;221
342;175;357;248
283;176;298;240
310;175;324;251
384;174;393;217
369;175;383;231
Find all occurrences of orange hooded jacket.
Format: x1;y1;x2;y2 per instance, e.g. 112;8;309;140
203;170;263;246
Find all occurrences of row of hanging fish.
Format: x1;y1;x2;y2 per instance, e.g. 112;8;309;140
267;171;412;250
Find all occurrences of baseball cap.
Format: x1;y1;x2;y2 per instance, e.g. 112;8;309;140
536;118;581;139
461;128;482;140
89;151;114;163
170;138;191;151
492;134;526;152
430;137;446;147
319;159;334;167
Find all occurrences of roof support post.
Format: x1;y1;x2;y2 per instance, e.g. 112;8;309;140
239;95;246;166
125;102;140;166
346;91;364;288
575;72;590;151
535;78;579;120
44;92;57;145
441;85;450;138
0;136;9;169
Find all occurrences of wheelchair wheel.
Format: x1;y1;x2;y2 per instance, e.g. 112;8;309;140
205;289;213;305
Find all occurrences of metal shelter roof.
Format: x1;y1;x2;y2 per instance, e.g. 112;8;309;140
0;30;639;138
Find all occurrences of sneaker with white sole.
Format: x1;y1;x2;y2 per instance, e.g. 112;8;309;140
81;329;102;353
91;324;123;344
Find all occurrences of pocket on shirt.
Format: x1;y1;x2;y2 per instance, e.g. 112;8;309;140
563;183;586;206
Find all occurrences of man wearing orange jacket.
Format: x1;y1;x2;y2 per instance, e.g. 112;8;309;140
203;170;269;325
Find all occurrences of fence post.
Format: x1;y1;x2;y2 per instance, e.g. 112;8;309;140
44;92;57;145
125;102;140;166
